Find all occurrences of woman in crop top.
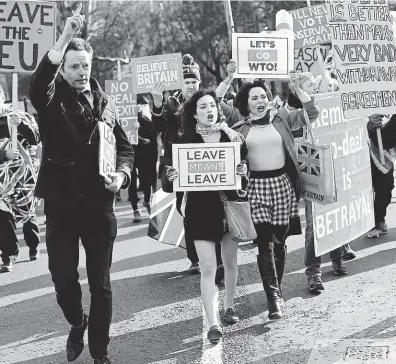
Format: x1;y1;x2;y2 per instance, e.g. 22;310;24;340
232;75;319;320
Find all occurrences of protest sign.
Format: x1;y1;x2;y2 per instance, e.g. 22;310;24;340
289;4;331;48
309;92;374;256
294;45;331;75
232;32;294;79
130;53;184;94
0;1;56;73
172;142;241;192
326;0;396;119
98;122;116;184
105;78;139;145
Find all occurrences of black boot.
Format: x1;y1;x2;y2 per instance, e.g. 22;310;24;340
257;253;282;320
274;244;287;306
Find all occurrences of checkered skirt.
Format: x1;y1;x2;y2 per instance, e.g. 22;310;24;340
247;172;299;225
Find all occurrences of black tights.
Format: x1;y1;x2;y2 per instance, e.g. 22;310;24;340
254;222;288;255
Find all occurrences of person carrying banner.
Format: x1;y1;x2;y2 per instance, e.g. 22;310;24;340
366;114;396;238
161;89;248;343
29;5;134;364
290;72;356;292
231;75;319;320
151;54;226;280
0;88;41;273
129;95;158;223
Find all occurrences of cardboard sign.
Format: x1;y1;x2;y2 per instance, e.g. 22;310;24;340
309;92;375;256
289;4;331;49
0;1;56;73
326;0;396;119
232;32;294;79
172;142;241;192
105;78;139;145
98;122;116;184
130;53;184;94
294;45;331;75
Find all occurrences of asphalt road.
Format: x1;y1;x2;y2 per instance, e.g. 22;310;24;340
1;194;396;364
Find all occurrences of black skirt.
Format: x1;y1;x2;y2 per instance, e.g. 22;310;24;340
184;190;225;243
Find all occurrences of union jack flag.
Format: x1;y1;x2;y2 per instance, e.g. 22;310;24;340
297;144;321;177
147;180;186;249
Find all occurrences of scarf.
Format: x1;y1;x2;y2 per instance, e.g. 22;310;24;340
195;121;244;143
246;99;280;125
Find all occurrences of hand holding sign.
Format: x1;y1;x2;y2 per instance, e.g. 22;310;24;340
8;112;22;127
165;166;178;182
367;114;384;130
236;161;248;177
63;3;85;39
104;172;125;193
5;149;20;160
227;59;237;79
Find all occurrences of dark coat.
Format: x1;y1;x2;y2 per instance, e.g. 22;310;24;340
29;53;134;211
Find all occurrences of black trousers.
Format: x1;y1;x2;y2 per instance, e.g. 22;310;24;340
45;205;117;359
371;160;395;225
0;210;18;262
23;216;41;251
128;156;157;210
0;210;41;262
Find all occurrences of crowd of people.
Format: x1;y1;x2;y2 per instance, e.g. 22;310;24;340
0;6;395;364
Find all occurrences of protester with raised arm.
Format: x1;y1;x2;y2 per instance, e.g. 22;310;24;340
293;72;357;293
231;73;319;320
29;4;134;364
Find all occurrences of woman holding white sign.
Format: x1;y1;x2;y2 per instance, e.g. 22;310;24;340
162;90;249;344
232;76;319;320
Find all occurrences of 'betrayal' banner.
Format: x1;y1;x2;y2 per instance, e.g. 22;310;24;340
310;92;374;256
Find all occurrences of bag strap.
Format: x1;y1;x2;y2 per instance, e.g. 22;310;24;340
219;191;227;202
240;123;251;139
302;109;316;146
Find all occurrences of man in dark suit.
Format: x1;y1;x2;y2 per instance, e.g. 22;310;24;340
29;5;134;364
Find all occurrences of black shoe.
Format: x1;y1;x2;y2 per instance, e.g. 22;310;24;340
94;357;111;364
29;249;39;261
133;210;142;223
224;308;239;324
207;325;222;344
342;244;356;261
308;275;325;292
215;264;224;285
66;314;88;362
332;257;348;276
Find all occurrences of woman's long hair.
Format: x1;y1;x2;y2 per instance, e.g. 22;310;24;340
234;79;273;117
180;89;225;136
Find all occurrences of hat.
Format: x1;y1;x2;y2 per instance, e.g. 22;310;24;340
137;95;149;105
182;54;201;81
